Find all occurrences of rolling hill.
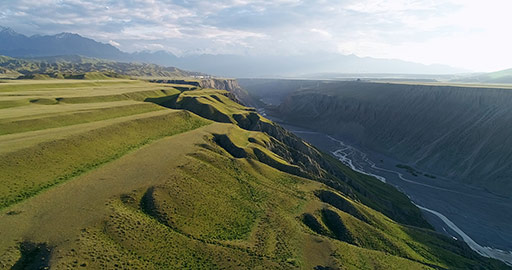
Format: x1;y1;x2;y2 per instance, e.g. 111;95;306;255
0;55;206;79
0;78;509;269
457;68;512;84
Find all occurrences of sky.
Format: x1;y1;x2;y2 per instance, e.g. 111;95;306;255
1;0;511;72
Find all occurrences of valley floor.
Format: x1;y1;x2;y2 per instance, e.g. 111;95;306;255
275;121;512;266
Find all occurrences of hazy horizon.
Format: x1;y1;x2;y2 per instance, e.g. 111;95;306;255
1;0;511;72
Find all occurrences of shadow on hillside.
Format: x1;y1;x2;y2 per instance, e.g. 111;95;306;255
144;94;180;109
12;241;52;270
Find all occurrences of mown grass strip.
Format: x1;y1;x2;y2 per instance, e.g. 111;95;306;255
0;103;164;135
58;88;180;104
0;110;210;209
0;80;140;92
0;99;30;109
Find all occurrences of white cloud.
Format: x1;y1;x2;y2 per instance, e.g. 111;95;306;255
108;40;120;47
337;0;512;71
310;28;332;38
0;0;511;71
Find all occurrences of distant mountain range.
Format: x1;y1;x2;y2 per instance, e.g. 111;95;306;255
0;26;484;77
0;26;126;60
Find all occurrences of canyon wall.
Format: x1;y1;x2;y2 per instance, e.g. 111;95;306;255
273;81;512;197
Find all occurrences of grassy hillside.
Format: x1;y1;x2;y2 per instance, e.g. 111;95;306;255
457;68;512;84
0;55;204;79
0;79;508;269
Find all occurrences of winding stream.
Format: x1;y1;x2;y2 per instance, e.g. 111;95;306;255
323;133;512;266
263;107;512;266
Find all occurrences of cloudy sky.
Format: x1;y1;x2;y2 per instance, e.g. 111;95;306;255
1;0;511;72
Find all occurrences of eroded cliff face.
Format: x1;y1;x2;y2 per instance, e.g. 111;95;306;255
275;81;512;197
151;78;254;107
197;78;238;91
201;79;257;107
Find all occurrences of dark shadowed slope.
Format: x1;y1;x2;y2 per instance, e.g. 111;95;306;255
271;81;512;198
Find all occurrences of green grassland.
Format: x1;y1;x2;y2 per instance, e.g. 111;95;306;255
0;55;205;79
0;79;509;269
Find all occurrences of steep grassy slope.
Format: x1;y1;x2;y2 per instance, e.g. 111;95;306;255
274;81;512;197
0;80;209;208
0;80;509;269
151;78;254;107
